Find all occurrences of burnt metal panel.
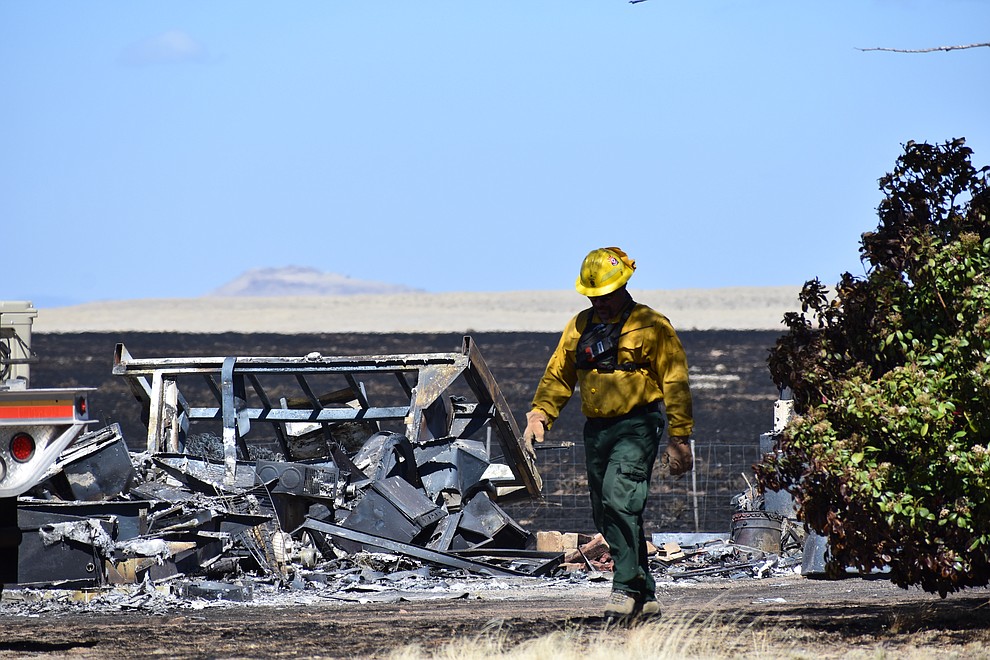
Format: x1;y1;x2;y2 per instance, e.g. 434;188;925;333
338;488;422;552
14;510;112;586
451;548;564;577
338;476;443;552
301;518;529;577
802;531;829;577
175;579;253;602
458;491;530;549
42;424;135;502
416;439;491;502
405;363;462;443
153;454;257;493
426;511;461;552
372;477;445;529
459;337;542;498
352;432;419;485
19;500;160;542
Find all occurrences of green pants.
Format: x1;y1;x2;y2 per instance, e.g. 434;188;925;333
583;409;664;598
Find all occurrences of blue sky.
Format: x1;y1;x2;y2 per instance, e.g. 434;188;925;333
3;1;988;306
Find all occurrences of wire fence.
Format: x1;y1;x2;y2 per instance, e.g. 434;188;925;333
504;438;767;537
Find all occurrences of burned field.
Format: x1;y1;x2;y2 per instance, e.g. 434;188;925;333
11;330;990;658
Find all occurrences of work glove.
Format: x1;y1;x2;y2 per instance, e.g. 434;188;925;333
661;436;693;476
522;409;549;460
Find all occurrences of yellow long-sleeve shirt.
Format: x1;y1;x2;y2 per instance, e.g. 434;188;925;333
531;303;694;437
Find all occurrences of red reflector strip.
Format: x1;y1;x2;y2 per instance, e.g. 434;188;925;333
0;402;76;420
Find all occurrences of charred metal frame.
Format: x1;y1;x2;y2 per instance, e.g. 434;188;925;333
112;337;541;498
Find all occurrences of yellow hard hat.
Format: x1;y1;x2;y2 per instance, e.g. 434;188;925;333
575;247;636;297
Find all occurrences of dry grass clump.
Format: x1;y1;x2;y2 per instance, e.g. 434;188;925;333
387;610;990;660
387;613;790;660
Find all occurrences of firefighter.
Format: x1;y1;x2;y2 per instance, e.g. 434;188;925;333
523;246;694;618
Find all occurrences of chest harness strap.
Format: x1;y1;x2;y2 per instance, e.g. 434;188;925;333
575;302;649;373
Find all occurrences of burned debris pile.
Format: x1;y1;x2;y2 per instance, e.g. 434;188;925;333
6;338;556;595
15;423;549;592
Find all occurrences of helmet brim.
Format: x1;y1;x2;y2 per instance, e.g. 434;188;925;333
575;277;630;298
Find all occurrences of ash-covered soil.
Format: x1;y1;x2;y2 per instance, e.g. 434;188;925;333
2;575;989;659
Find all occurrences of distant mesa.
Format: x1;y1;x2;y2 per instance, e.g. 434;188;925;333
208;267;422;297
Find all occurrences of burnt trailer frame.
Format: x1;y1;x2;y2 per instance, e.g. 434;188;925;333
112;336;541;499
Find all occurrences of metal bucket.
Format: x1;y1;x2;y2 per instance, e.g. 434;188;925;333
730;511;783;552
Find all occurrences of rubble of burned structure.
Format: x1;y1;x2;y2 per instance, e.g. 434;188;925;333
9;421;552;595
2;338;556;595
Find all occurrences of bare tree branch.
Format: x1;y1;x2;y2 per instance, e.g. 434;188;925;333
858;42;990;53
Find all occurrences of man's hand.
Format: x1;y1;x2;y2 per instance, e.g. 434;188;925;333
662;436;693;476
522;409;549;459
